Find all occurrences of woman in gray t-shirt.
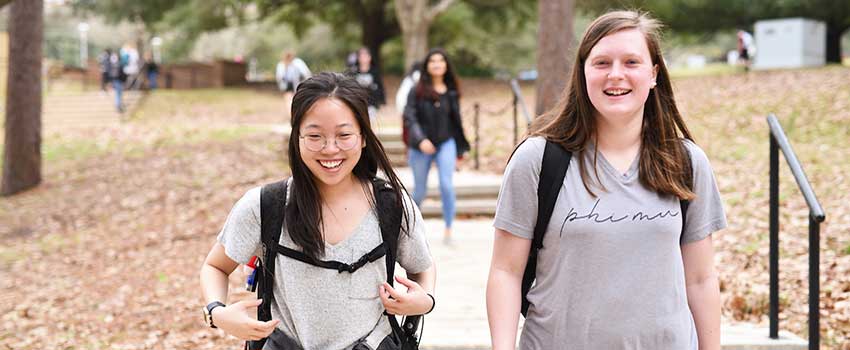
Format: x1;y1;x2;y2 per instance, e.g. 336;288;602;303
486;11;726;350
200;73;436;350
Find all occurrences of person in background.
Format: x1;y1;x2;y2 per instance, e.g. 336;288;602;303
403;48;470;245
395;61;422;114
143;51;159;90
275;50;312;117
98;48;112;91
349;47;386;121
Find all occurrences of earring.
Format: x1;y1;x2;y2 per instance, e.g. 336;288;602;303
651;81;657;88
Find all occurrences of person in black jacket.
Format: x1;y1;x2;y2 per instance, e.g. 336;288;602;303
403;48;470;244
350;47;386;121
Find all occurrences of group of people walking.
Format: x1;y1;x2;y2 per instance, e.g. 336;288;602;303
201;10;727;350
98;43;159;113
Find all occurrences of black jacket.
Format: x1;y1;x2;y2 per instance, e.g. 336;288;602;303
403;89;470;158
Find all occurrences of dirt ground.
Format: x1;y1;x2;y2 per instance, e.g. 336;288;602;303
1;67;849;349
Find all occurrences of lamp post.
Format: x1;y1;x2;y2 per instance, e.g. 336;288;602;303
77;22;89;68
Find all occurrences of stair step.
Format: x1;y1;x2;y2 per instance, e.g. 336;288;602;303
419;198;496;218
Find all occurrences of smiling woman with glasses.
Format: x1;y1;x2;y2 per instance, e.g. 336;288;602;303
200;72;436;350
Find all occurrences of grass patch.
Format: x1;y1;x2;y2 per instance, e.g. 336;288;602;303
669;63;742;78
0;124;266;169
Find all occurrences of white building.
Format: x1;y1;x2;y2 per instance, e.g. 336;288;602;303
753;18;826;70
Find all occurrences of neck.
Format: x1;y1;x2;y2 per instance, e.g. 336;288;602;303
594;110;643;152
431;75;445;86
359;62;370;71
317;174;360;202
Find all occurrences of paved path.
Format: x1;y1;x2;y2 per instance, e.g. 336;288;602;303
413;218;807;350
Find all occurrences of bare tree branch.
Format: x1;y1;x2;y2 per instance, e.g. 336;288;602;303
426;0;456;22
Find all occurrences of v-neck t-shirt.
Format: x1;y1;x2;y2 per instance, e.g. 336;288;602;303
217;179;433;350
493;136;727;350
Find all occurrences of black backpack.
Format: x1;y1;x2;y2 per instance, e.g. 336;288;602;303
520;140;693;317
248;177;421;350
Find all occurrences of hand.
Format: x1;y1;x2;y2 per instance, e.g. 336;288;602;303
379;276;434;316
418;140;436;155
212;299;280;340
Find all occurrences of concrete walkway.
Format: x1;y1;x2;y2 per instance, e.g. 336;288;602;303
414;218;807;350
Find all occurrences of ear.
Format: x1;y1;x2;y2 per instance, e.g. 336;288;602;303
651;64;659;88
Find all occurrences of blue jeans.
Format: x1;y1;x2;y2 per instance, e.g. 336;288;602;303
112;79;123;111
408;138;457;228
147;72;158;90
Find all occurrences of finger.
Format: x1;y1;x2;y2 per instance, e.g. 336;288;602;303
242;298;264;308
379;284;395;306
383;282;405;300
394;275;421;291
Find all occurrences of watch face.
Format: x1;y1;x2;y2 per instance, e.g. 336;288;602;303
203;307;213;326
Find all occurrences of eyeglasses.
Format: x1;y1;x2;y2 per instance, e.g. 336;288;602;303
299;133;361;152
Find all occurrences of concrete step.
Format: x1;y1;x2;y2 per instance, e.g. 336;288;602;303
418;198;496;218
720;324;807;350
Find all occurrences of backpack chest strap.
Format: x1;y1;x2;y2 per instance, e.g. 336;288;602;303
269;242;388;273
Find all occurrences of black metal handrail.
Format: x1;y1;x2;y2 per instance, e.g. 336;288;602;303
767;113;826;350
510;79;533;145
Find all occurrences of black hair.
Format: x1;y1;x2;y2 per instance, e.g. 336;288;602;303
287;72;411;260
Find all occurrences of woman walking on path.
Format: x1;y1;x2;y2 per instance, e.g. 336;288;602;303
403;48;470;244
200;72;436;350
486;11;726;350
349;47;386;120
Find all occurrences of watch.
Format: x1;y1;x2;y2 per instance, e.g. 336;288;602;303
203;301;226;328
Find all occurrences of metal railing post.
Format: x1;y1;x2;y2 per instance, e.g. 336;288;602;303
809;216;820;350
766;114;826;350
769;134;779;339
474;102;480;170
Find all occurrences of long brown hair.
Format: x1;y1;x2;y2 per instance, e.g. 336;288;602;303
287;72;411;260
527;10;695;200
415;48;461;101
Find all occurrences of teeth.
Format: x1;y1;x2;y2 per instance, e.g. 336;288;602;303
605;89;630;96
319;160;342;169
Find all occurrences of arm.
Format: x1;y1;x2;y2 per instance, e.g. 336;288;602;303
200;242;279;340
407;264;436;294
402;89;428;150
486;228;531;350
682;235;721;350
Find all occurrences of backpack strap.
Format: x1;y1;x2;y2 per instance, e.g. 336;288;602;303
372;178;421;343
247;178;288;350
269;242;387;273
680;141;694;243
521;140;571;317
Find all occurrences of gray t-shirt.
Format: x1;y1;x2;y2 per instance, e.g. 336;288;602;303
217;179;433;350
494;137;727;350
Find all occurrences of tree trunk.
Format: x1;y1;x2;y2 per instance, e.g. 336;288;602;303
2;0;43;196
360;3;391;71
535;0;574;116
825;24;845;64
395;0;455;72
395;0;430;71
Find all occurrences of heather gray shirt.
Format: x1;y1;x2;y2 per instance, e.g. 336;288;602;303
494;137;727;350
218;179;433;350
